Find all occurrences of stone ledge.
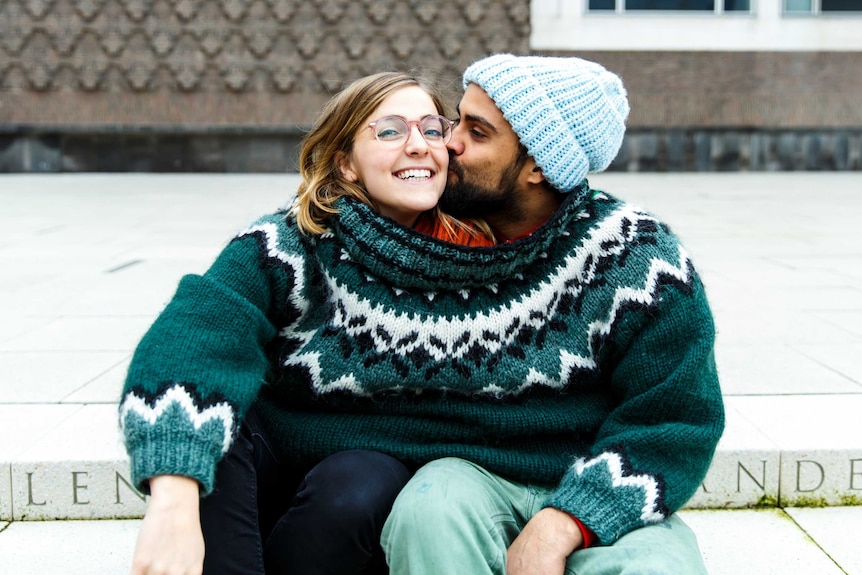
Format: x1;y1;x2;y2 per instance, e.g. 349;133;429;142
8;461;146;521
4;448;860;521
2;130;861;173
2;399;861;520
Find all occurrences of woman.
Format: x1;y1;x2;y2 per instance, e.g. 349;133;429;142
123;72;493;575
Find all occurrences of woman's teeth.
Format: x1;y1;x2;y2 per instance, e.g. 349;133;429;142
396;169;431;181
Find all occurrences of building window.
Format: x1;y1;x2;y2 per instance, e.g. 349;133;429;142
588;0;751;11
785;0;862;10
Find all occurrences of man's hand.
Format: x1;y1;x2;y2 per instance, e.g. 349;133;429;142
129;475;204;575
506;507;583;575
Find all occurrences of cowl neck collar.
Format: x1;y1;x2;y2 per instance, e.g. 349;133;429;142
328;182;593;291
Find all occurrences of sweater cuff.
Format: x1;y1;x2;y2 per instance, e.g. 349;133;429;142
121;402;232;495
126;433;220;496
543;449;668;545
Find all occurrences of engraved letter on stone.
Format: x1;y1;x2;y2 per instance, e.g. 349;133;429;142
851;459;862;491
795;460;825;493
26;472;46;506
72;471;90;505
737;460;767;492
116;471;146;503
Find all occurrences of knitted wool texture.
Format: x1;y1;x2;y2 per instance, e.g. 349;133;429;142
120;185;724;545
463;54;629;192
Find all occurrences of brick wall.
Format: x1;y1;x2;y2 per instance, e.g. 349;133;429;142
2;0;860;171
566;51;862;129
0;0;529;129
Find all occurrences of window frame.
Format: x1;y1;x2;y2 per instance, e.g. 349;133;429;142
587;0;754;13
784;0;862;14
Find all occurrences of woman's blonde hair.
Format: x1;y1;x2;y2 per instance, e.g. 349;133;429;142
294;71;493;242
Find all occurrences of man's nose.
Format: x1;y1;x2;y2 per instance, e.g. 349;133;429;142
446;129;464;155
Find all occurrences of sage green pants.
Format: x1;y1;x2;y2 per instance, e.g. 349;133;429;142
381;458;707;575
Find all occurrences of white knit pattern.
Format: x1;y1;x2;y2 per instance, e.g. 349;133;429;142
284;203;691;396
238;222;310;319
572;451;666;523
119;384;235;454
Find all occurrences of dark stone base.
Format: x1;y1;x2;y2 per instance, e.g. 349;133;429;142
2;129;861;173
609;129;862;172
0;131;304;173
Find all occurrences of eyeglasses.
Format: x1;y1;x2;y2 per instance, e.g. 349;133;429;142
367;115;454;147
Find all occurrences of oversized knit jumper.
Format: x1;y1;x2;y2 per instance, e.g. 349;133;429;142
120;182;724;545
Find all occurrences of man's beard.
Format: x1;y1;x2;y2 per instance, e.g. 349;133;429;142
439;159;521;219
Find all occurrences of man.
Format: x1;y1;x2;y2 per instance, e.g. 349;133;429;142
380;54;724;574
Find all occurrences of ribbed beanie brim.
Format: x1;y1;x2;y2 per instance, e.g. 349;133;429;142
463;54;630;193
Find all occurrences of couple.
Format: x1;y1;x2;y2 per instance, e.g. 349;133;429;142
122;54;724;575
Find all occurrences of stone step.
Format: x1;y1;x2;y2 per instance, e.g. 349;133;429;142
2;395;861;521
3;508;861;575
692;395;862;509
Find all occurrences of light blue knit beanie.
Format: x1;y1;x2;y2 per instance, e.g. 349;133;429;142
463;54;629;193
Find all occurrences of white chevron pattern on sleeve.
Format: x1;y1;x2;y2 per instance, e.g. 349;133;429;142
572;451;666;523
119;384;235;454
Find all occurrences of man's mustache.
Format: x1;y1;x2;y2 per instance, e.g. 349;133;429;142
447;157;464;182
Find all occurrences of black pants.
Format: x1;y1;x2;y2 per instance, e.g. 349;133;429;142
199;409;411;575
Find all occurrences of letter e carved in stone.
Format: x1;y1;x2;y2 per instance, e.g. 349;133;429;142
72;471;90;505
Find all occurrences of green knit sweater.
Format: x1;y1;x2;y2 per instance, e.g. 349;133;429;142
120;182;724;545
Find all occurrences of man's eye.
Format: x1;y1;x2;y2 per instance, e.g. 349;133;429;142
470;129;486;139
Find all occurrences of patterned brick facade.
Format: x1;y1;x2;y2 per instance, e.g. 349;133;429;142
0;0;529;127
1;0;860;171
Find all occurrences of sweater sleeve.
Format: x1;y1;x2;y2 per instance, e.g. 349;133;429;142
542;273;724;545
119;224;288;495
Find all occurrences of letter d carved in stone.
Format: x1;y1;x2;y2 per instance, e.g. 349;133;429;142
796;460;825;493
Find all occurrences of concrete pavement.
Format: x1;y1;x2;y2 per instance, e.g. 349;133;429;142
1;173;861;573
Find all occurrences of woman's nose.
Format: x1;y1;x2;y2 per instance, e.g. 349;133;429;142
404;126;429;154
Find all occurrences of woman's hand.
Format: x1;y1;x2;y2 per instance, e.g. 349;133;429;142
130;475;204;575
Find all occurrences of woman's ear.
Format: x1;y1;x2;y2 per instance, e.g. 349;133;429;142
336;151;358;182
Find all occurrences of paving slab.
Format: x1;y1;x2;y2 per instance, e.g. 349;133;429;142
0;405;83;461
0;316;158;353
0;519;140;575
1;509;860;575
714;343;860;396
679;508;850;574
797;342;862;386
61;357;130;404
0;351;129;403
785;506;862;575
